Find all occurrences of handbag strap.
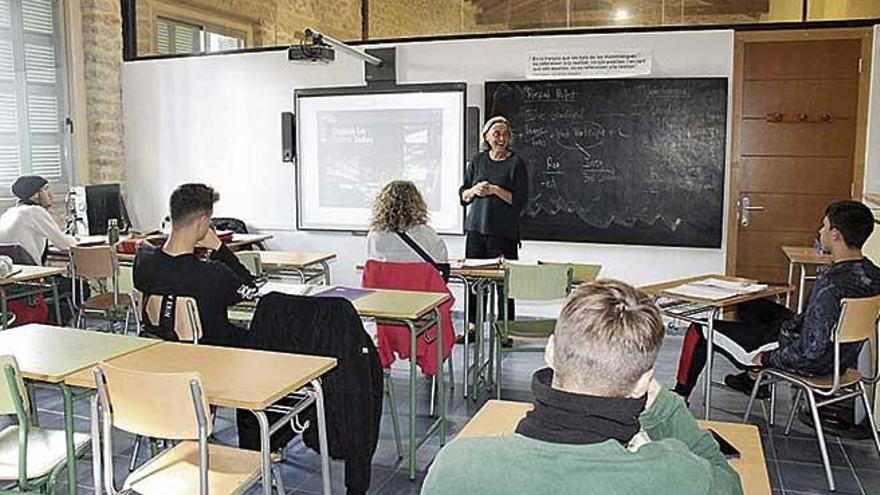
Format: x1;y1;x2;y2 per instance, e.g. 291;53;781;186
396;231;441;270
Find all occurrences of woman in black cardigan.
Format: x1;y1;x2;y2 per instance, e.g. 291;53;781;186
458;115;528;342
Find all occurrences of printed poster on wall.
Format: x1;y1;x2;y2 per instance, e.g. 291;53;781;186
526;49;653;79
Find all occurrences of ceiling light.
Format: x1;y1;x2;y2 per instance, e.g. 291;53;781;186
614;8;631;21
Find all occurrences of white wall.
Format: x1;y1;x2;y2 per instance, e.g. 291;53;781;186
863;25;880;197
123;30;734;306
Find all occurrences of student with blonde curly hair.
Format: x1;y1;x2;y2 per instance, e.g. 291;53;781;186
366;180;447;263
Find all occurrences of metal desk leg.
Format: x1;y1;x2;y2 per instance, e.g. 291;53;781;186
320;260;331;285
61;384;78;495
90;393;103;495
50;278;62;325
406;319;418;479
703;308;719;420
786;261;794;309
253;411;273;495
457;276;471;399
310;379;331;495
472;282;485;404
797;264;806;314
435;307;446;448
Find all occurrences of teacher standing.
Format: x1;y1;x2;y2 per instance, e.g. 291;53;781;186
458;115;528;341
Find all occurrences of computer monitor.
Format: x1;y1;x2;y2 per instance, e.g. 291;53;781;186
85;184;130;235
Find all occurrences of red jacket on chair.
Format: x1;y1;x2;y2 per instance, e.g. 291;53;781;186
362;260;455;376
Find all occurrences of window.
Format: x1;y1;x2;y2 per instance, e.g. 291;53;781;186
0;0;70;195
155;16;245;56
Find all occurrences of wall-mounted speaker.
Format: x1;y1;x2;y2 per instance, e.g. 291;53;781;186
282;111;295;162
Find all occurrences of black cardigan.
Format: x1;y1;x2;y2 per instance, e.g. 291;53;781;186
236;292;383;495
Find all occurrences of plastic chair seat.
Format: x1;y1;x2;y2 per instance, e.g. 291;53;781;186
0;425;89;480
83;292;132;311
124;441;261;495
496;319;557;340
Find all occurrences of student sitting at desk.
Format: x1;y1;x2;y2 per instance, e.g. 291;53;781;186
422;280;743;495
0;175;77;265
673;200;880;400
366;180;447;265
134;183;257;346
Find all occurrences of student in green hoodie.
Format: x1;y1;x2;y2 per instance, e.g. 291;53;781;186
422;280;743;495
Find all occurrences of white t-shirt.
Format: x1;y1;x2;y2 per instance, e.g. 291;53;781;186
0;204;76;265
366;224;448;264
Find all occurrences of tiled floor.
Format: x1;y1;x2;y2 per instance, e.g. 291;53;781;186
7;324;880;494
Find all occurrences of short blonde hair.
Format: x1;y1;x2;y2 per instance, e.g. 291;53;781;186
370;180;429;232
553;280;664;397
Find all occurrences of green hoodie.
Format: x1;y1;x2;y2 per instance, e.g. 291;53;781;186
421;389;743;495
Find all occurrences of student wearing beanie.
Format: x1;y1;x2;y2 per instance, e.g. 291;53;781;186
0;175;76;265
0;175;80;325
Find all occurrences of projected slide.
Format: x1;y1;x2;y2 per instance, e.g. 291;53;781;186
296;86;466;233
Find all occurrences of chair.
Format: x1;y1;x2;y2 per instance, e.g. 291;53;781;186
235;251;263;278
361;260;455;416
743;295;880;491
493;263;572;399
0;355;90;493
117;264;141;333
143;294;203;344
69;245;137;331
537;260;601;286
92;362;261;495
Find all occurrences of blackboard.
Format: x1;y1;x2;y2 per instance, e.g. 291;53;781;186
485;78;727;248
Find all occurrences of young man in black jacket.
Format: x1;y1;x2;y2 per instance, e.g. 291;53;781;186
674;200;880;399
134;183;257;346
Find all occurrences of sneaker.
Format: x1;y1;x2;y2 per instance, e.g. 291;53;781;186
724;372;769;399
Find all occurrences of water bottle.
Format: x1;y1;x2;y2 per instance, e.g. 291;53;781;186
107;219;120;246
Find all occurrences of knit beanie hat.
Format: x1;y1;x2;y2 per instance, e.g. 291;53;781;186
11;175;47;201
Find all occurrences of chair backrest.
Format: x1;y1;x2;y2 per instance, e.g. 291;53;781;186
236;251;263;277
117;263;135;293
538;261;601;284
837;295;880;343
505;263;571;301
70;245;117;280
0;244;37;265
144;295;203;343
0;355;28;416
95;361;210;440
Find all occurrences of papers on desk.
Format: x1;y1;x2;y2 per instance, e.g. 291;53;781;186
450;258;503;270
664;278;768;301
258;282;326;297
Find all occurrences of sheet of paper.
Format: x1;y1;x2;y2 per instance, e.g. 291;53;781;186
258;282;326;297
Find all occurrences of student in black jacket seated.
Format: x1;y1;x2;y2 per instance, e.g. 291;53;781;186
674;200;880;399
134;183;258;346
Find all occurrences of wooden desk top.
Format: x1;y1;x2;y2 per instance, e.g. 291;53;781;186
242;251;336;269
353;289;450;320
0;324;160;383
781;246;833;265
457;400;769;495
64;341;336;410
0;265;67;285
640;274;793;308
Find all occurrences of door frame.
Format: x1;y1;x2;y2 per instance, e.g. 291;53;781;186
724;27;874;275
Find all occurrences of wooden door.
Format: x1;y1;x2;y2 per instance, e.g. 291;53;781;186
728;30;872;285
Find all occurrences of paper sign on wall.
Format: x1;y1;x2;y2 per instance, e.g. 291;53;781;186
527;49;652;79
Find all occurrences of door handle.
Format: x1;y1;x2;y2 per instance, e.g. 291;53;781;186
739;196;765;228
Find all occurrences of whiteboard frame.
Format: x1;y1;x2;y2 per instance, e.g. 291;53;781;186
294;83;468;234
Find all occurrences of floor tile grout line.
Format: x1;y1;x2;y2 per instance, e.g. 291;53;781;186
766;429;787;494
838;436;868;495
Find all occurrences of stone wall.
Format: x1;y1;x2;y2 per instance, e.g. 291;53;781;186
80;0;126;185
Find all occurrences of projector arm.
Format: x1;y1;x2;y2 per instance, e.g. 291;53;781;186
304;28;383;66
